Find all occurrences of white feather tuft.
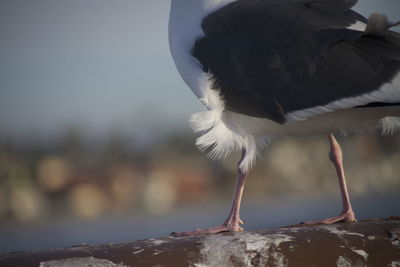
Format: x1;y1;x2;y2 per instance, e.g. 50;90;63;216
190;86;266;173
380;117;400;135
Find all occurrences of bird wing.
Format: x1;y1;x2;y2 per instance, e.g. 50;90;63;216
192;0;400;124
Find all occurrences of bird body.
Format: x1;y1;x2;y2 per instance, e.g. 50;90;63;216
170;0;400;172
169;0;400;236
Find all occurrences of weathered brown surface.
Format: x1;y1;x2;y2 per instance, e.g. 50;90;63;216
1;218;399;267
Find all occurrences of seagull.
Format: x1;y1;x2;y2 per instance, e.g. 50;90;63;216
168;0;400;236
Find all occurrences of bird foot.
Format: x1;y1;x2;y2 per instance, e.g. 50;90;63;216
170;217;245;237
303;210;356;225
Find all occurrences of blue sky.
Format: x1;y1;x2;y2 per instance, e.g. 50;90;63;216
0;0;399;141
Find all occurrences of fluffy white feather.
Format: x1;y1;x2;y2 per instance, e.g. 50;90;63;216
380;117;400;135
190;86;267;173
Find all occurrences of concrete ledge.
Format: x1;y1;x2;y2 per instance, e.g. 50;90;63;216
1;217;399;267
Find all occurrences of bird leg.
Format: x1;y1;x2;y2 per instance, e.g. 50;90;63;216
171;150;247;237
305;134;356;225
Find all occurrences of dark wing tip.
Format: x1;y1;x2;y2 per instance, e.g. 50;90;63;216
304;0;358;14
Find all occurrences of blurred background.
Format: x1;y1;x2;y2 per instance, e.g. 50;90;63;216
0;0;400;254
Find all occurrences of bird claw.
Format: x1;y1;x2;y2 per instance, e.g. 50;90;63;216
303;210;356;225
170;217;245;237
170;224;241;237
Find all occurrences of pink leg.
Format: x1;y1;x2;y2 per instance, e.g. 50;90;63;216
305;134;356;225
171;150;247;237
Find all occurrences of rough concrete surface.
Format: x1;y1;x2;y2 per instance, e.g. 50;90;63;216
1;218;399;267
